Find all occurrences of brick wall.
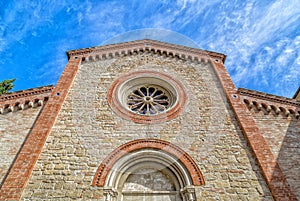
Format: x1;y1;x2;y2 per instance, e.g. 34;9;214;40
21;51;273;200
242;100;300;199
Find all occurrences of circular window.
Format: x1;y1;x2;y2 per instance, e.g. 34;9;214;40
107;71;187;124
127;85;172;115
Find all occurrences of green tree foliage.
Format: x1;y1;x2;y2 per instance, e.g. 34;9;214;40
0;79;16;95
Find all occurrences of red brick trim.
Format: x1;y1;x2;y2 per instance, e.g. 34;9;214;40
241;96;300;119
0;57;81;200
67;39;226;63
92;139;204;186
0;86;53;114
238;88;300;107
0;85;54;102
210;60;297;200
107;70;187;124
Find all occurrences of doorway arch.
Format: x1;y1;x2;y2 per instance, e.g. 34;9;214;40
92;139;204;201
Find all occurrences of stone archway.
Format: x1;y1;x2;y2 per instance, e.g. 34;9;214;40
92;139;204;201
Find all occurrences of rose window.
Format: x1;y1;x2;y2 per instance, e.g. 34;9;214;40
108;71;187;124
127;85;171;115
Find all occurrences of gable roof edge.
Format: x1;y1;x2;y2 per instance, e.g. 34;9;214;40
66;39;226;63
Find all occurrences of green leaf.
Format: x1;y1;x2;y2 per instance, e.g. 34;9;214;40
0;78;16;95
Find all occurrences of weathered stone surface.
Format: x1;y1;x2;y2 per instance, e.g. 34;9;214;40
0;107;43;186
20;52;274;200
245;107;300;199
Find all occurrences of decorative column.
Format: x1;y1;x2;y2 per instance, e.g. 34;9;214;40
181;186;196;201
103;187;118;201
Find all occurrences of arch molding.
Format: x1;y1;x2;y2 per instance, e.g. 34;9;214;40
92;139;204;187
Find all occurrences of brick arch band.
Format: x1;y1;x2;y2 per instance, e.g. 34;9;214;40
92;139;205;186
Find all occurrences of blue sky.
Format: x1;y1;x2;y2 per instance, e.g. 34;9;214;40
0;0;299;98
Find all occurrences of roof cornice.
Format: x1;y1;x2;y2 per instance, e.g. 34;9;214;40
238;88;300;119
66;39;226;63
238;88;300;107
0;85;54;114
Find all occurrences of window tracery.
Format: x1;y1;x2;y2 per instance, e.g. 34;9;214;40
107;70;187;123
127;85;171;115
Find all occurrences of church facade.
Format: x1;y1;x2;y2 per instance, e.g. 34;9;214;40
0;39;299;200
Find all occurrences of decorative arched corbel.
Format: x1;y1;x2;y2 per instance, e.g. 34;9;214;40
38;100;43;106
28;101;34;108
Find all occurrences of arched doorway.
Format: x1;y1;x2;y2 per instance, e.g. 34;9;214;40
93;139;204;201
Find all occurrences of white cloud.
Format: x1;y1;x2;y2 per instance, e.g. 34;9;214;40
193;0;300;97
296;56;300;65
1;0;299;97
241;0;299;50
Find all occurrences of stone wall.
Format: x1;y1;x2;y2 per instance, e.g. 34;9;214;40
246;108;300;199
0;106;43;187
22;52;273;200
0;87;52;189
